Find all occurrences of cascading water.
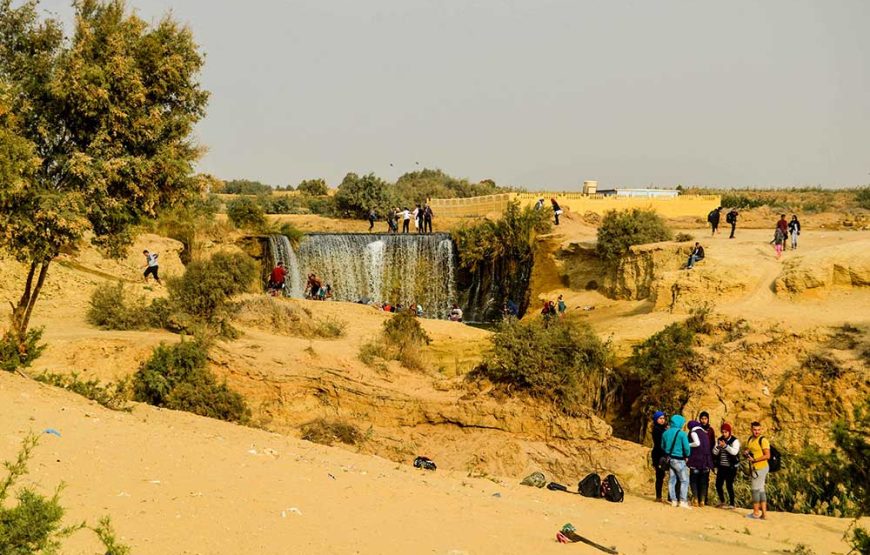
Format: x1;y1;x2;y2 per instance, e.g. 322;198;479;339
267;233;457;319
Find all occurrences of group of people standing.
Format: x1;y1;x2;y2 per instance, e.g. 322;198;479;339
534;197;563;225
652;411;773;520
771;214;801;258
540;294;567;320
370;204;434;234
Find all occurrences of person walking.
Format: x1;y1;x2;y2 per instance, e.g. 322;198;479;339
142;250;160;284
423;204;433;233
687;419;714;507
551;198;562;225
726;209;739;239
651;411;668;503
368;209;377;232
413;204;421;233
557;294;567;317
788;215;801;250
712;422;741;509
661;414;692;509
744;421;771;520
772;226;785;259
707;207;722;236
402;207;410;234
686;242;705;269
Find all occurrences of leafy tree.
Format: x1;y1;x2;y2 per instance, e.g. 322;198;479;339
226;196;267;230
219;179;273;195
296;178;328;196
394;168;500;206
334;172;394;218
596;208;673;262
0;0;209;367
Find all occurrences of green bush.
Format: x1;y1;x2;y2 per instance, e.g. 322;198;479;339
34;372;130;411
226;196;267;230
359;311;431;371
0;328;46;372
0;434;130;554
720;193;766;209
132;339;250;423
168;252;258;325
300;418;362;446
855;187;870;210
674;232;694;242
302;195;337;216
472;318;613;415
623;321;699;425
257;194;301;215
296;178;329;196
596;208;673;262
87;282;160;330
220;179;273;195
153;194;221;263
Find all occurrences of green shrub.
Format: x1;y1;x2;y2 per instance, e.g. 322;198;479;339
622;321;700;428
674;232;694;242
685;303;714;335
302;195;337;216
34;372;130;411
87;282;157;330
132;338;250;423
153;194;220;263
257;194;301;214
596;208;673;262
300;418;362;446
471;318;613;415
720;193;766;209
168;252;258;326
226;196;267;230
0;434;130;554
358;311;431;371
296;178;328;196
0;328;46;372
855;187;870;210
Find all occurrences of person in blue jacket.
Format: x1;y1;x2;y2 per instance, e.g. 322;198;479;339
661;414;692;509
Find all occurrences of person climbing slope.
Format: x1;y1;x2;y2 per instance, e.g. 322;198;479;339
143;250;160;284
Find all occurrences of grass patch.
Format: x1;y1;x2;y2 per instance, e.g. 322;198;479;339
802;351;846;380
358;311;431;371
300;418;362;446
234;297;346;339
34;372;130;411
674;232;694;242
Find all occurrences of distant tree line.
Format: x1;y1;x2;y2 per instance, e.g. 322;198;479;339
214;168;510;219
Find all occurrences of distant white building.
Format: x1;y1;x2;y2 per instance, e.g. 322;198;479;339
596;188;679;198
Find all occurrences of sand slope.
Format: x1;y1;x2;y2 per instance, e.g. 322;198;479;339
1;372;860;555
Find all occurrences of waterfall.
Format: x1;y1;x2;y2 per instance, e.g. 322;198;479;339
267;233;457;319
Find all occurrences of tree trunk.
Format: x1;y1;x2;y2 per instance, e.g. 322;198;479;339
8;258;51;352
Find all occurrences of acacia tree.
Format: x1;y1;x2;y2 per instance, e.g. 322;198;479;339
0;0;209;367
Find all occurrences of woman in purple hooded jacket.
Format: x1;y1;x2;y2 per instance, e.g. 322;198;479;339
687;419;714;507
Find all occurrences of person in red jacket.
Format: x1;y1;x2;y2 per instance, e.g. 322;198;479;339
268;262;287;296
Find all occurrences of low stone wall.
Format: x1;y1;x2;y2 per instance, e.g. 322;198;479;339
429;192;721;219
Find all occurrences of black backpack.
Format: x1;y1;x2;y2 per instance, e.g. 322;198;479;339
726;211;735;224
600;474;625;503
578;473;601;498
761;437;782;473
707;209;717;222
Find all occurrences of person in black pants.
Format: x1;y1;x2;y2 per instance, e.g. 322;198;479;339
712;422;741;508
726;209;739;239
651;411;668;503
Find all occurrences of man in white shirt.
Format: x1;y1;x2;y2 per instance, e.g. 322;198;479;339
143;250;160;284
402;208;411;234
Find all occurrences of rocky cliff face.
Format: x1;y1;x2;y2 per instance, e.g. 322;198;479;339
774;239;870;296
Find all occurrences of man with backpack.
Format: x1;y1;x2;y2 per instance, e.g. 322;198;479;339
744;421;772;520
712;422;741;509
726;208;739;238
707;207;722;236
661;414;692;509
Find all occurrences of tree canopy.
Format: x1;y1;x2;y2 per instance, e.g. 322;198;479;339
0;0;209;366
296;178;328;196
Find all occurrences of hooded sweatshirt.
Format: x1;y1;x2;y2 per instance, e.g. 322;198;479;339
687;420;714;470
651;420;667;462
660;415;691;459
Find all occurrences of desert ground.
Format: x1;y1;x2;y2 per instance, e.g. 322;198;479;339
1;206;868;554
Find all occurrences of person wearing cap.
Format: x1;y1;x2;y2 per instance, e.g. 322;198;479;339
651;411;668;503
712;422;741;509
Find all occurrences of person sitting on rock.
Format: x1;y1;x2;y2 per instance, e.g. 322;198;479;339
686;242;705;269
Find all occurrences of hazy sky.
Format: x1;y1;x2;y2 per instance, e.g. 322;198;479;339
38;0;870;189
